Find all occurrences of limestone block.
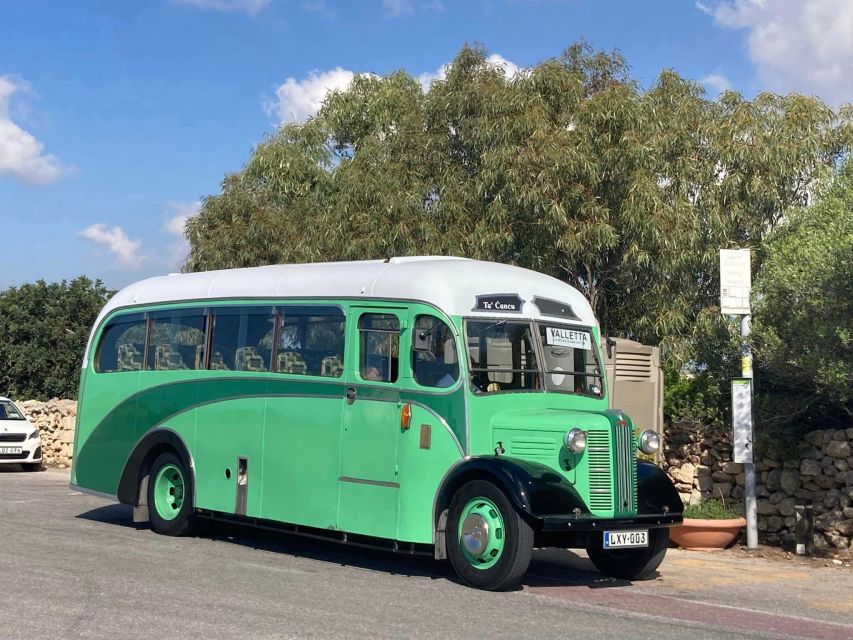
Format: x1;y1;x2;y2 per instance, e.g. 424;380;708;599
712;482;733;498
800;459;821;476
765;468;782;490
780;469;800;495
827;440;851;459
778;498;796;517
757;499;779;516
721;461;743;475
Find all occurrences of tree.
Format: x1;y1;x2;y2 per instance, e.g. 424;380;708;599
185;42;852;356
0;277;113;400
752;161;853;432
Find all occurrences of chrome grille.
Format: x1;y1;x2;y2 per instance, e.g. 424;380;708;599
586;430;612;511
614;422;637;513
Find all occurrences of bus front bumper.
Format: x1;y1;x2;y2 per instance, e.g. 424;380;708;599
539;512;682;532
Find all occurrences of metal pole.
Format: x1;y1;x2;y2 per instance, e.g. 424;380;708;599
741;314;758;548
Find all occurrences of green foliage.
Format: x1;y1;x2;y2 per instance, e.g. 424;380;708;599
683;499;742;520
0;278;113;400
186;42;851;355
752;162;853;432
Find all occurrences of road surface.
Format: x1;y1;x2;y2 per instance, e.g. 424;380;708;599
1;467;851;639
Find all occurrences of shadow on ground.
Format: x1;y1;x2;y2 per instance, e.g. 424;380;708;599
76;503;637;590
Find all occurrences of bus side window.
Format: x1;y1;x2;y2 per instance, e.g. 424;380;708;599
276;306;346;377
412;315;458;388
209;307;276;372
358;313;400;383
146;311;207;371
95;313;147;373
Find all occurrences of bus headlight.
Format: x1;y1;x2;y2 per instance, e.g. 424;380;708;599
638;430;660;455
565;428;586;454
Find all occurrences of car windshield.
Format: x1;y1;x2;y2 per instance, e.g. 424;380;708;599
0;400;26;420
537;324;604;397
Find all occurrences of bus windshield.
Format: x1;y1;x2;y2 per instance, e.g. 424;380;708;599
465;320;603;397
537;324;603;397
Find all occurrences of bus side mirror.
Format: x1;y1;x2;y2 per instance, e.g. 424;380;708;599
606;336;616;359
413;330;431;352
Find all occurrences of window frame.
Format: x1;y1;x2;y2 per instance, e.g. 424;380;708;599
411;314;460;390
463;317;543;395
357;312;402;384
272;304;347;377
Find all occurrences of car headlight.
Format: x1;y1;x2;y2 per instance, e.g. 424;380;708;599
638;429;660;455
564;428;586;453
28;429;40;441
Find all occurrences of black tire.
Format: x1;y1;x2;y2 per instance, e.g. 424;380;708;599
21;462;42;472
146;451;198;537
586;528;669;580
446;480;533;591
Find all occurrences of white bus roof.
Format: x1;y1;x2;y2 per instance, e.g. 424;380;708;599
84;258;597;367
99;257;596;325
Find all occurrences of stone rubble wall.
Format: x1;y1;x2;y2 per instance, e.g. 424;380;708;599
664;420;853;553
17;399;77;469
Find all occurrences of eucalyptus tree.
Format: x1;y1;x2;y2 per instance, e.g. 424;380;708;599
185;42;852;354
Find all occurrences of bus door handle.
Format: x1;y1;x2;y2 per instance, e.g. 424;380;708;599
345;387;357;404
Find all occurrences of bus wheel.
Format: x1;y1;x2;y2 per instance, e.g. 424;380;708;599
446;480;533;591
586;528;669;580
147;451;197;536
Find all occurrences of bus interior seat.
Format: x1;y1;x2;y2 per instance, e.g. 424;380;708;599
154;344;188;371
236;346;266;372
117;343;144;371
320;355;343;377
278;351;307;374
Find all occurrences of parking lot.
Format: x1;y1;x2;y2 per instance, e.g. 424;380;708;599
1;467;851;640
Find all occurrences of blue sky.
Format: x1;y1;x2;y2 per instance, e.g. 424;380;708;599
1;0;850;291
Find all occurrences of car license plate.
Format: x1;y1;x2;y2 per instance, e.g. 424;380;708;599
603;529;648;549
0;447;23;455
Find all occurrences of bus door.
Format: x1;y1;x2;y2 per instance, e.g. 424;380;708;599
338;308;406;539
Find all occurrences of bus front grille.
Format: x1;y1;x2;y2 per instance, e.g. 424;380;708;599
614;422;637;513
586;430;612;512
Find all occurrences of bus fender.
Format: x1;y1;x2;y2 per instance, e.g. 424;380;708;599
434;456;588;528
636;461;684;515
116;428;194;518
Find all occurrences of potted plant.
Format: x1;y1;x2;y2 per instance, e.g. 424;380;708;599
669;499;747;550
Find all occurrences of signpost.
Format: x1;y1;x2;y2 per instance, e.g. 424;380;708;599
721;249;758;549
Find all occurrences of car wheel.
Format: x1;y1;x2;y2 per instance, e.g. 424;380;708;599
146;451;198;536
586;527;669;580
446;480;533;591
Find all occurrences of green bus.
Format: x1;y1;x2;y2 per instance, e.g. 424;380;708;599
71;257;682;590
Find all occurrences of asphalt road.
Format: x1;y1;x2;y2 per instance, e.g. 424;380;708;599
1;467;851;640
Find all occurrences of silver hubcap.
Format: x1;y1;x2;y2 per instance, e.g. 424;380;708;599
461;514;490;555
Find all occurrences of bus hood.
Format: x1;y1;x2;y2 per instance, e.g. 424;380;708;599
490;408;613;434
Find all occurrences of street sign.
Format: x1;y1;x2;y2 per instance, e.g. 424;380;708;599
732;378;754;463
720;249;751;315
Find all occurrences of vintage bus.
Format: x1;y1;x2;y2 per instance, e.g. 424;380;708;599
71;257;682;590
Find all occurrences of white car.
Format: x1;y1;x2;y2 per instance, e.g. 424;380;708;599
0;397;42;471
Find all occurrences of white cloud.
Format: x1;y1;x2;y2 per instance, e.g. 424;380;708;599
163;200;201;268
173;0;271;14
265;67;356;124
701;73;732;95
702;0;853;104
383;0;413;17
79;224;145;270
417;53;521;90
266;54;520;124
0;76;68;185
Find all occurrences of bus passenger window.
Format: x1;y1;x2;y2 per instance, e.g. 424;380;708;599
358;313;400;383
276;306;345;377
146;311;207;371
95;313;147;373
209;307;276;372
412;316;458;388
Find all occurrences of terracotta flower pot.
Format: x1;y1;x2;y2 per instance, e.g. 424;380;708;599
669;517;747;551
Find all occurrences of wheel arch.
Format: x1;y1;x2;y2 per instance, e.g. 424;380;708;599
432;456;587;558
117;428;195;510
